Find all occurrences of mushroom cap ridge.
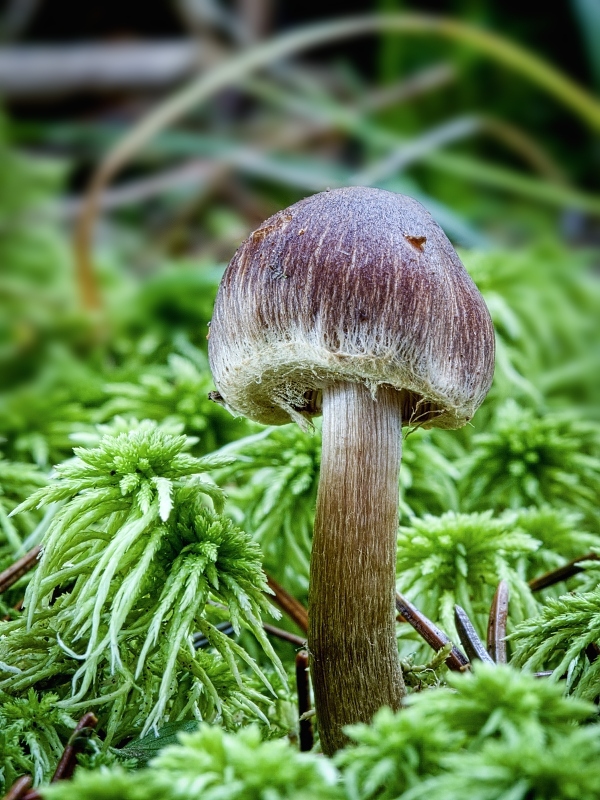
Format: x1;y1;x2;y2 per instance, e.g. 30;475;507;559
208;186;495;429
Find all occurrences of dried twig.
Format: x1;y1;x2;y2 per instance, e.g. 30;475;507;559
18;791;40;800
266;574;308;633
528;552;598;592
0;42;201;98
487;580;509;664
201;603;307;646
17;712;98;800
395;592;469;671
454;605;495;665
0;545;41;595
236;0;274;44
195;621;305;649
39;63;450;229
295;650;314;752
2;775;32;800
263;623;306;648
50;712;99;783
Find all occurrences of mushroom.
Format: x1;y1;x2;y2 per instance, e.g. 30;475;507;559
208;186;495;754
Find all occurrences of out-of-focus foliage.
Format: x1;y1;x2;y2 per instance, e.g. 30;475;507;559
0;119;81;388
462;244;600;415
508;506;598;580
403;731;600;800
40;724;344;800
0;455;47;557
399;430;461;520
97;345;250;455
0;357;103;468
337;663;598;800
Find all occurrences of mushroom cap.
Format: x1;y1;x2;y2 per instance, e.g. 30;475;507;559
208;187;495;429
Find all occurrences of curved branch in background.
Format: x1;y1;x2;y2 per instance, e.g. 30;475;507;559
75;12;600;311
0;43;203;98
352;114;571;187
351;116;482;185
479;116;570;185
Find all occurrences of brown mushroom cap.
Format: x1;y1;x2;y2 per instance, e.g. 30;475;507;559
208;186;495;429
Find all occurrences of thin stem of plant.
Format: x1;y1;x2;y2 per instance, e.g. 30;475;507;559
2;776;32;800
266;574;308;633
50;712;98;782
528;552;598;592
263;623;306;648
0;545;41;595
205;599;307;645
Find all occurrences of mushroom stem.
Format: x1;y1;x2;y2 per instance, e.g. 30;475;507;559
309;381;405;754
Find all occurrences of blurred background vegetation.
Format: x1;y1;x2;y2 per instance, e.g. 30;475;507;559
1;0;599;370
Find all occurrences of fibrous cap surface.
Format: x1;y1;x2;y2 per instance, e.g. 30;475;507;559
208;186;495;429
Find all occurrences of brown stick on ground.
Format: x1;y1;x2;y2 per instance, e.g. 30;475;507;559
2;776;32;800
454;605;495;665
19;713;99;800
204;600;307;645
266;574;308;634
262;623;306;648
528;552;598;592
295;650;314;752
50;712;99;782
395;591;469;671
16;789;40;800
487;580;509;663
0;546;41;595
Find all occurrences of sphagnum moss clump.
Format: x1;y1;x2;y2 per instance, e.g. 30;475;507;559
1;87;600;800
511;586;600;699
461;400;600;519
0;419;286;767
0;454;47;559
396;510;539;644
